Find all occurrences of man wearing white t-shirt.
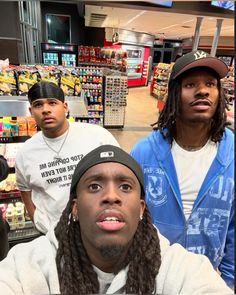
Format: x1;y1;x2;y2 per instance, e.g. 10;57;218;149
15;81;119;234
130;50;234;289
0;145;232;294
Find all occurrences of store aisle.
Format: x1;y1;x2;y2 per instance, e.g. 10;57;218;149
109;85;159;152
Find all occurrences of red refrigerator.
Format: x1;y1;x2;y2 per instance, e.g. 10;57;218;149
103;40;150;87
122;45;150;87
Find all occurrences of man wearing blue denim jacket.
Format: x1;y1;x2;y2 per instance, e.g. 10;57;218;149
131;50;234;289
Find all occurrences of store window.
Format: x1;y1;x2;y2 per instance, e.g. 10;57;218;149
18;1;41;64
153;50;162;64
46;14;71;44
163;51;172;64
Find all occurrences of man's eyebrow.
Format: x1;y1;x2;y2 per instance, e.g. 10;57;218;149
82;172;136;183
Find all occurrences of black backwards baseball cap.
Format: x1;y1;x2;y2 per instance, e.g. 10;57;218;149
28;81;65;103
70;145;145;198
170;50;228;80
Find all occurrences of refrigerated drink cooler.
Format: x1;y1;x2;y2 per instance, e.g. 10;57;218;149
41;43;78;67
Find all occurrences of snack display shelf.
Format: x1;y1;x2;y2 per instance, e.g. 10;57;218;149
103;75;128;128
0;190;21;200
8;220;41;247
0;95;88;118
78;62;121;69
0;136;30;143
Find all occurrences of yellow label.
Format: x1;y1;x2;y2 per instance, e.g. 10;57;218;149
19;76;37;85
0;76;16;84
61;76;74;88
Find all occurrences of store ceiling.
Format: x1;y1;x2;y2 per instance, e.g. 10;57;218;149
84;3;234;40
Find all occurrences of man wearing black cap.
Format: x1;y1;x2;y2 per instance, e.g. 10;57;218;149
131;50;234;289
15;81;119;234
0;145;233;294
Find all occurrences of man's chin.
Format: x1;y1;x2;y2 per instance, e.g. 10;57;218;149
189;115;212;124
98;244;127;260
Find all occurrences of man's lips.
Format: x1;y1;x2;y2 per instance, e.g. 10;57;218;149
43;117;55;123
96;210;125;231
190;99;212;111
190;99;212;106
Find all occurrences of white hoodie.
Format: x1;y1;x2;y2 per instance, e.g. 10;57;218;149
0;227;233;294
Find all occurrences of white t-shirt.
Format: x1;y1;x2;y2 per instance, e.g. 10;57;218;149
93;266;116;294
15;122;119;233
171;140;217;220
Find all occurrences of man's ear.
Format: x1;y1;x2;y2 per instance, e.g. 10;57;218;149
71;198;78;219
140;199;146;219
64;102;69;114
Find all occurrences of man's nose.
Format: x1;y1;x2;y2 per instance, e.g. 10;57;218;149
195;83;209;97
42;103;51;113
101;184;122;205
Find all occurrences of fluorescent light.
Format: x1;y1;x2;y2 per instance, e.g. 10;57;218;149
124;11;146;26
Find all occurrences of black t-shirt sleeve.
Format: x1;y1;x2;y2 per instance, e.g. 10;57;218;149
0;155;9;182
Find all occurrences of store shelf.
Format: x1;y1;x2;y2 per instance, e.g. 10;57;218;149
104;75;128;128
0;96;88;118
0;136;30;143
0;190;21;200
8;221;41;243
150;63;173;102
78;62;120;68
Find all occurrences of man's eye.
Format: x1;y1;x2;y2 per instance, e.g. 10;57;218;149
88;183;101;191
33;103;42;108
120;184;132;191
49;101;57;105
207;82;217;87
185;83;194;88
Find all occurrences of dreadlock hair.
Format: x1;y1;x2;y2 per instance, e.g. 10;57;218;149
54;194;161;294
151;66;229;144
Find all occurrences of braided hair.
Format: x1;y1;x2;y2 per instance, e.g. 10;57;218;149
152;67;229;144
54;195;161;294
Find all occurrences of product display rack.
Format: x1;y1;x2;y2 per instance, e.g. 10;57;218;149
0;64;129;127
75;66;104;126
222;67;234;104
103;73;128;128
150;63;172;98
150;62;173;111
222;67;234;131
76;67;128;127
0;133;41;246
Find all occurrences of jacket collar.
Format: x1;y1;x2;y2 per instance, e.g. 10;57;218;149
149;128;234;167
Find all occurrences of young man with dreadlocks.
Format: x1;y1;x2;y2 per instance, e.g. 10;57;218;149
0;145;232;294
130;50;234;289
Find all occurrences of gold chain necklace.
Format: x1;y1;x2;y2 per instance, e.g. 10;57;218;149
42;127;70;163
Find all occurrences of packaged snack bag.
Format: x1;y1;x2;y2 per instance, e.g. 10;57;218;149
38;68;60;85
60;69;75;96
27;117;37;136
0;69;17;96
10;117;18;136
16;68;39;95
17;117;28;136
2;117;11;137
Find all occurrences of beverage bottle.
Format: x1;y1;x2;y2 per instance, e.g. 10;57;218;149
6;206;16;230
15;202;25;228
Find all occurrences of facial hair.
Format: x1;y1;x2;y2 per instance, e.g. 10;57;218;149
98;244;127;260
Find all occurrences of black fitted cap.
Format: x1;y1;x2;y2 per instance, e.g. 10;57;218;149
28;81;65;103
170;50;228;80
70;145;145;198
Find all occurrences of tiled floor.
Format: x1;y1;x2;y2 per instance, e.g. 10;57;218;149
109;85;159;152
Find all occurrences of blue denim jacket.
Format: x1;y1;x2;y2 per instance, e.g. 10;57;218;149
131;128;234;289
